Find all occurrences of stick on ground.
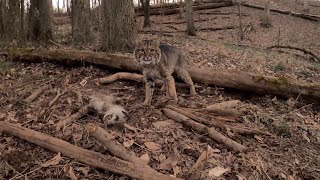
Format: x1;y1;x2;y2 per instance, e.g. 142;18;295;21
55;105;89;130
0;121;178;180
86;123;146;165
163;108;247;152
267;45;320;62
25;85;50;103
167;105;270;136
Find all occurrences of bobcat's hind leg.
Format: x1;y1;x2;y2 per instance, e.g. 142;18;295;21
143;80;155;105
165;75;178;102
176;68;196;95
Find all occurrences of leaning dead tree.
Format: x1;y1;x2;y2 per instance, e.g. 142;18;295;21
71;0;92;43
101;0;135;52
3;48;320;100
28;0;54;42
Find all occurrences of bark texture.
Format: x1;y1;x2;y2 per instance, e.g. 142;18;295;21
143;0;151;27
0;0;20;42
3;48;320;100
186;0;196;36
71;0;92;43
28;0;53;42
101;0;135;52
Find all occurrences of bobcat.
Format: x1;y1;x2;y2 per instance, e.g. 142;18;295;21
134;39;196;105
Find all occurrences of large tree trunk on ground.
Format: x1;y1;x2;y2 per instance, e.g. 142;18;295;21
101;0;135;52
28;0;53;42
0;121;179;180
71;0;92;43
186;0;196;36
2;48;320;100
136;2;234;16
243;2;320;22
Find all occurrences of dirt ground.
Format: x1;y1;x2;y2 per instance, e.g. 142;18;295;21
1;0;320;179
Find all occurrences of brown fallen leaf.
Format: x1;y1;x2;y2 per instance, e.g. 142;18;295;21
75;167;90;176
123;139;135;148
208;166;230;177
158;154;178;170
206;100;241;110
64;165;78;180
302;131;311;143
41;152;62;167
139;153;150;164
158;154;166;162
152;120;175;130
144;142;161;151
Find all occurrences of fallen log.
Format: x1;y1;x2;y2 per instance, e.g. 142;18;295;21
163;108;247;152
0;121;178;180
98;72;190;89
267;45;320;62
135;0;230;12
157;17;217;25
3;48;320;99
136;2;233;16
139;25;237;34
243;3;320;22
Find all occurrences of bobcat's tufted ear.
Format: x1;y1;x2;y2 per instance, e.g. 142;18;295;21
133;38;143;48
153;38;161;47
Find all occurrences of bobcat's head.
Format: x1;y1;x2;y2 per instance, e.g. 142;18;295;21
134;39;161;66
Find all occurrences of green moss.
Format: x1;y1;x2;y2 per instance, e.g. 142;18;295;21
274;62;286;72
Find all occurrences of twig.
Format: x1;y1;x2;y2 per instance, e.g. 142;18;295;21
267;45;320;62
86;123;148;165
25;85;50;103
55;105;90;131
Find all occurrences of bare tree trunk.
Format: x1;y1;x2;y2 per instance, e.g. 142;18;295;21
261;0;272;28
57;0;60;14
143;0;151;27
0;0;6;40
303;0;309;13
101;0;135;52
237;0;244;40
66;0;70;16
4;0;21;42
186;0;196;36
71;0;92;43
20;0;25;44
28;0;53;42
178;0;183;19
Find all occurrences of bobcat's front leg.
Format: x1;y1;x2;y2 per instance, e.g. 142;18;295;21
143;79;155;105
165;75;178;102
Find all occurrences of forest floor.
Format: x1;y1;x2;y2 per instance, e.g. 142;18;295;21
1;0;320;179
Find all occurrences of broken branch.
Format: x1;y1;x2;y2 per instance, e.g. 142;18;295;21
267;45;320;62
55;105;89;131
25;85;50;103
0;121;178;180
163;108;247;152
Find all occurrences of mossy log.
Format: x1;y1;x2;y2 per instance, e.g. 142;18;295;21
2;48;320;99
